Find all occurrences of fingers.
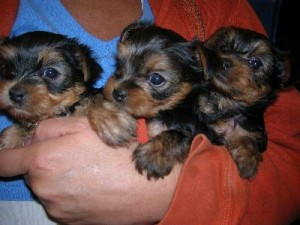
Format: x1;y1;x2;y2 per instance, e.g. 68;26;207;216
32;116;91;143
0;146;30;177
0;116;92;177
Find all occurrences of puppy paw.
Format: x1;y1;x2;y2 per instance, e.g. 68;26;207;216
236;158;261;179
133;130;191;179
231;146;262;179
0;138;5;150
88;100;137;146
132;142;176;180
0;126;29;149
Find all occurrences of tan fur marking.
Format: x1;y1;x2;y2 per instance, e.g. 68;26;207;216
125;83;193;117
38;48;64;64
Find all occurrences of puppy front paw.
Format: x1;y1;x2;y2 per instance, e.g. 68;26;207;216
133;141;175;180
231;145;262;179
0;136;5;150
0;126;30;149
88;100;137;146
133;130;191;180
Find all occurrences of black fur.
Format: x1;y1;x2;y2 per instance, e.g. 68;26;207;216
0;31;102;148
195;27;286;179
104;22;206;179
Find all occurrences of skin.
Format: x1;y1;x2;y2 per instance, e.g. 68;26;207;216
61;0;142;40
0;117;181;225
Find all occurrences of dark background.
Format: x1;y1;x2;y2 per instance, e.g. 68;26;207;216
276;0;300;89
249;0;300;89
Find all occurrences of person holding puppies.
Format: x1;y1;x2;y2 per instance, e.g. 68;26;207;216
0;0;300;225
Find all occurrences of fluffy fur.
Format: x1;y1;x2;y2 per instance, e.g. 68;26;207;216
103;22;205;179
0;31;135;148
195;27;286;179
104;23;287;180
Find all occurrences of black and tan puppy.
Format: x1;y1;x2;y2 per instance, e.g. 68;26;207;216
104;22;205;179
195;27;286;179
0;31;135;148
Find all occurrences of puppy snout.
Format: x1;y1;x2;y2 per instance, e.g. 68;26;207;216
113;89;127;103
9;87;26;104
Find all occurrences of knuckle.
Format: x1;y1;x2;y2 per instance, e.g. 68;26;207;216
29;150;49;171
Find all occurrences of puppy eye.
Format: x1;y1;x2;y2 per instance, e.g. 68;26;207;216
248;57;262;70
148;72;165;86
222;60;232;70
42;68;58;79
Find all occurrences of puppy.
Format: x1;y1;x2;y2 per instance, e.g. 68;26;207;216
0;31;135;149
195;27;286;179
104;22;205;179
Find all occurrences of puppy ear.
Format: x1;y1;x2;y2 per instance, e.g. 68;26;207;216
281;54;292;86
118;21;154;55
75;44;103;85
117;42;126;55
273;47;291;88
193;40;217;80
119;21;153;43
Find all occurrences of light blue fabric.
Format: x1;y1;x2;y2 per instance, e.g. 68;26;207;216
0;0;154;201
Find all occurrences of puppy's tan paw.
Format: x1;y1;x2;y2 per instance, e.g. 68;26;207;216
0;126;29;149
88;100;137;146
133;141;175;180
231;146;262;179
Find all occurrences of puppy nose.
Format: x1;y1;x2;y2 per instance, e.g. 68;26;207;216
113;89;127;103
9;87;26;104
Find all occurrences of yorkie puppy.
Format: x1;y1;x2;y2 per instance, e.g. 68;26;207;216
195;27;286;179
0;31;135;149
104;21;205;179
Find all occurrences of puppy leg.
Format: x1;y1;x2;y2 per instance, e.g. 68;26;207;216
87;97;137;147
226;128;264;179
0;125;33;149
133;130;191;180
211;120;265;179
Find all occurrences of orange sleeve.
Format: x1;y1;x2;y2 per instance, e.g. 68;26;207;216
243;87;300;225
0;0;19;37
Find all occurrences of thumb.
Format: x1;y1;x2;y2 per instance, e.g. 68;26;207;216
0;117;91;177
0;146;32;177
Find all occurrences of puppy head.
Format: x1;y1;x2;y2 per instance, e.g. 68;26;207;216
0;31;102;123
198;26;286;105
104;22;202;118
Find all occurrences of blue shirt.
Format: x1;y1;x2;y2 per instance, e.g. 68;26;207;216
0;0;154;201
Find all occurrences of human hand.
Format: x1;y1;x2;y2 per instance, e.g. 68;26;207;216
0;116;181;225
